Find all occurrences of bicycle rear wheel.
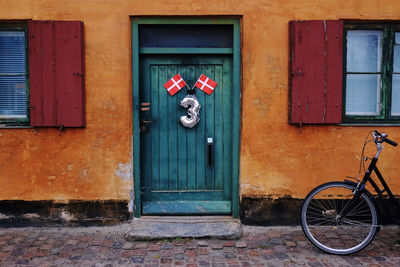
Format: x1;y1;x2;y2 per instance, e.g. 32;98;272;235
301;182;379;255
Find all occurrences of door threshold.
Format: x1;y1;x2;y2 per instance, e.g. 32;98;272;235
136;215;239;223
125;216;242;241
142;200;231;215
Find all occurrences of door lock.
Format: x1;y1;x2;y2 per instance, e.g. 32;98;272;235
140;119;151;132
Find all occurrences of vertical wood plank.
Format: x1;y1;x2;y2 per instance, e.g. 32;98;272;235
214;64;224;190
29;21;57;126
167;65;178;190
159;66;169;190
55;21;85;127
325;20;343;123
186;65;197;190
195;65;206;190
177;65;188;190
222;57;233;200
150;65;160;191
205;65;215;189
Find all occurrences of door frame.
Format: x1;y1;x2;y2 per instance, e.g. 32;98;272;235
131;17;241;218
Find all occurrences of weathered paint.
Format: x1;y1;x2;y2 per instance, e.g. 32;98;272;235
289;20;343;124
240;197;398;225
29;20;85;127
0;200;130;227
0;0;399;207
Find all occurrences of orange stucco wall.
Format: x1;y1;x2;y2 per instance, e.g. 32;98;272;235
0;0;399;204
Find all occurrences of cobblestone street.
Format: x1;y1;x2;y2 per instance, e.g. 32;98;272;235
0;225;398;266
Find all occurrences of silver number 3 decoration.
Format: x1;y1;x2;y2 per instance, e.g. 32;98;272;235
180;94;201;128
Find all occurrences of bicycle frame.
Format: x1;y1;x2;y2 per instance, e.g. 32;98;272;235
366;162;400;224
345;148;400;225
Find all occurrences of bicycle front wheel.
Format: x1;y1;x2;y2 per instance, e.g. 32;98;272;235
301;182;379;255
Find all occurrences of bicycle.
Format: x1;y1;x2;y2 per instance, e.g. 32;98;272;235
300;130;400;255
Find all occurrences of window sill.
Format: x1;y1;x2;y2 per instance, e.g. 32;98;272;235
0;125;31;129
339;123;400;127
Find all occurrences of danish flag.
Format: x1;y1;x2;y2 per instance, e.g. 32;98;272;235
163;74;186;96
195;74;217;95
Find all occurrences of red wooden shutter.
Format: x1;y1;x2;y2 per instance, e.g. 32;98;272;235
29;20;85;127
289;20;343;124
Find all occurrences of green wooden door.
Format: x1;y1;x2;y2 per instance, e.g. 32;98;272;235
140;55;233;215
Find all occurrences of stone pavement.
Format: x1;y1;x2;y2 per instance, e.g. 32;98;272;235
0;224;398;266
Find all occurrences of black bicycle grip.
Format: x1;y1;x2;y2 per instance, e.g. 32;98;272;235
383;137;398;147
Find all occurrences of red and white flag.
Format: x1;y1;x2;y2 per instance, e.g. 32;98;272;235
163;74;186;96
195;74;217;95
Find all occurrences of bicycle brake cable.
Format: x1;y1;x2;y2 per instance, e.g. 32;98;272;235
358;131;375;178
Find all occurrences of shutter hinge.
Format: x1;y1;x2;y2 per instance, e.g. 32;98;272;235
291;69;304;77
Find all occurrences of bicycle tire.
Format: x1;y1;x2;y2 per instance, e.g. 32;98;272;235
301;181;379;255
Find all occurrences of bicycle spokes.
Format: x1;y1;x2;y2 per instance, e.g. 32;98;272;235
301;182;378;254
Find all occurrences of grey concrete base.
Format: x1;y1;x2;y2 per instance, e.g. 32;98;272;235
125;216;243;241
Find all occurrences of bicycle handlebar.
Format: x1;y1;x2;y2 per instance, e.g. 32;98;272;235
374;130;398;147
383;137;398;146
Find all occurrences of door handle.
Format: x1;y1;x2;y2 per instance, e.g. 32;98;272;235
207;137;213;168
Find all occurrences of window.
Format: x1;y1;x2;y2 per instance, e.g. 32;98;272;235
0;23;29;125
289;20;400;125
0;20;85;128
344;24;400;122
391;32;400;115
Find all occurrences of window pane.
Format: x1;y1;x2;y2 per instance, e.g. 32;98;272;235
346;74;381;115
140;25;233;48
0;31;26;74
0;30;27;120
392;74;400;116
394;33;400;73
0;76;27;118
347;30;382;73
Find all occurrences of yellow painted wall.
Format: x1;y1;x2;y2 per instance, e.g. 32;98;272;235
0;0;399;203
